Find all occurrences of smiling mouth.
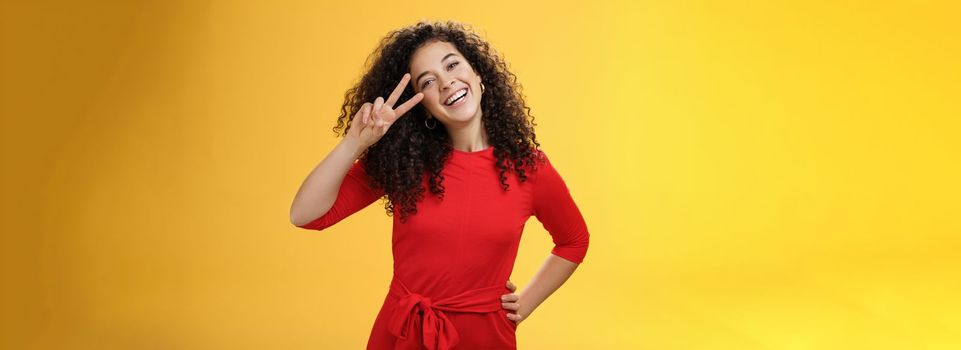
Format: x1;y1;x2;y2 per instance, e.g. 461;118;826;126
444;88;468;106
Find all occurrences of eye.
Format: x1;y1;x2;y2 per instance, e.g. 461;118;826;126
421;78;433;88
447;61;459;70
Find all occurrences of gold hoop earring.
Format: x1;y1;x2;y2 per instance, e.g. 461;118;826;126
480;82;485;93
425;115;437;130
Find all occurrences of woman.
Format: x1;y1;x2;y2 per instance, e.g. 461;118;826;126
290;21;590;349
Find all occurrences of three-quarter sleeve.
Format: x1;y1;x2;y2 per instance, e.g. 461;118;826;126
295;160;385;231
531;150;590;264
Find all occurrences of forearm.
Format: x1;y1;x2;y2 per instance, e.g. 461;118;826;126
517;253;580;321
289;137;366;226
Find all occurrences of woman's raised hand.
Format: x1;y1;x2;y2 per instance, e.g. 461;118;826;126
346;73;424;150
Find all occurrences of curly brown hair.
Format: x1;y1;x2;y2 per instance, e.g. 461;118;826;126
333;20;543;223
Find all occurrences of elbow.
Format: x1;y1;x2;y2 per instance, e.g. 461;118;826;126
290;210;334;231
290;216;310;228
290;210;320;229
290;216;309;228
290;201;335;230
291;216;325;230
552;236;589;264
289;208;309;227
290;200;328;228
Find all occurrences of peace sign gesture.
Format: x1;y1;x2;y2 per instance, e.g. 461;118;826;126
346;73;425;150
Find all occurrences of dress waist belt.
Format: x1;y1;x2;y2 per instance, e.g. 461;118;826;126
386;274;505;350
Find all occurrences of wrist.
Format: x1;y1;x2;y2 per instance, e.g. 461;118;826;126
340;137;367;159
517;293;537;318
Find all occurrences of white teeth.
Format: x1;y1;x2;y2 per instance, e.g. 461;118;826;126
445;89;467;105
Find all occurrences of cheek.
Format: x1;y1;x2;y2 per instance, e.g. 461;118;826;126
422;91;436;104
421;91;444;111
461;68;479;81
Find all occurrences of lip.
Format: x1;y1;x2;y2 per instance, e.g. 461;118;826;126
443;87;469;106
446;88;470;108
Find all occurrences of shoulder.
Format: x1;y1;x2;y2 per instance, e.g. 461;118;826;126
348;159;370;177
347;158;378;188
529;148;577;205
353;156;382;178
531;148;554;172
528;148;559;183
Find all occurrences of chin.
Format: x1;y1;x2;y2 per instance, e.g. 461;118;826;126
446;105;480;122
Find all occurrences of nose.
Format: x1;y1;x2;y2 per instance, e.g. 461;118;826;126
443;79;455;90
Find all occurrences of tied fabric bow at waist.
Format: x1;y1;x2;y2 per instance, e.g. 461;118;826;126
386;275;507;350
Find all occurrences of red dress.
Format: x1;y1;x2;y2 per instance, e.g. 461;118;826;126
296;146;590;349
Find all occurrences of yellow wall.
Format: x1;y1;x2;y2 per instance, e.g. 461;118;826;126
3;1;959;349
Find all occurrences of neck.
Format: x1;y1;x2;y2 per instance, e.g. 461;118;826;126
445;114;490;152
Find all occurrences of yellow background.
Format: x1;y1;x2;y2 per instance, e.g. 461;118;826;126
3;1;959;349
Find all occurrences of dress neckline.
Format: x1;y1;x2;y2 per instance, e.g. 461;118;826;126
450;146;494;155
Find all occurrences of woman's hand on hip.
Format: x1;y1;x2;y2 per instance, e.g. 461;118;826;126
345;73;424;150
501;280;526;325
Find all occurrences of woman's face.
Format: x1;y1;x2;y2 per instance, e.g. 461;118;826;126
409;40;484;126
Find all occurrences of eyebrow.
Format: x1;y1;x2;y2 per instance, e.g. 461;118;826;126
415;53;459;86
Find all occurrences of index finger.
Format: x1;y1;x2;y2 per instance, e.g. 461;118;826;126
392;92;424;119
385;73;412;107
